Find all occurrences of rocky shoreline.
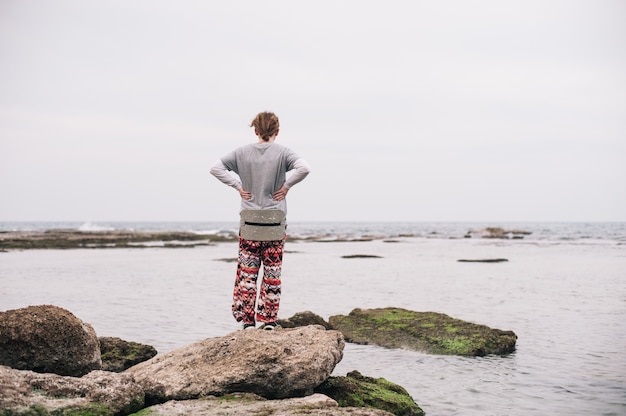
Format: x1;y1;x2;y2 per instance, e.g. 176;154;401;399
1;305;518;415
0;226;532;251
0;230;228;250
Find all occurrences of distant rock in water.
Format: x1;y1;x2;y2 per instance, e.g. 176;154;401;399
464;227;531;239
329;307;517;356
99;337;157;372
0;229;226;250
316;370;425;416
458;258;509;263
0;305;102;376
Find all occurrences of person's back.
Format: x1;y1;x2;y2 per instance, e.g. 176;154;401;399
221;142;300;214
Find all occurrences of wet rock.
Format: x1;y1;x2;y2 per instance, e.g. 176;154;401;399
127;325;345;402
0;229;223;250
316;370;425;416
458;258;509;263
278;311;332;329
0;305;102;376
99;337;157;372
329;307;517;356
464;227;531;239
0;365;144;416
140;393;394;415
342;254;383;259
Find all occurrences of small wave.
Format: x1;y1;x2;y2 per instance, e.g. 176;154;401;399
78;222;115;232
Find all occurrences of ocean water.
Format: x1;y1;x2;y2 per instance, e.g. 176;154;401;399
1;222;625;415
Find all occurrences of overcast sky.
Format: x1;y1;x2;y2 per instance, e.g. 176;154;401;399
1;1;624;223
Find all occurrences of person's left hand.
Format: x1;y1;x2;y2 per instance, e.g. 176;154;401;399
239;188;252;200
273;186;289;201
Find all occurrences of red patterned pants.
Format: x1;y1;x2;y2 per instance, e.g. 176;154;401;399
233;236;284;325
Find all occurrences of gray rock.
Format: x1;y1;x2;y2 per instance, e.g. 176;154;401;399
127;325;344;401
0;305;102;376
141;393;394;415
0;365;144;415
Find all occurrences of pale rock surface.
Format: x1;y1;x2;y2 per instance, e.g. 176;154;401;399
0;305;102;376
0;365;144;415
142;393;394;416
127;325;344;401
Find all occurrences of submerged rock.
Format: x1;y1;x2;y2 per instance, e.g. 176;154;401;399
0;365;144;416
457;258;509;263
329;307;517;356
127;325;345;402
316;370;425;416
140;393;395;415
99;337;157;372
0;305;102;376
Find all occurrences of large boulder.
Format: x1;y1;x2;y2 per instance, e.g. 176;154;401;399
0;365;144;415
316;370;425;416
99;337;157;372
127;325;344;402
140;393;394;415
329;307;517;356
0;305;102;376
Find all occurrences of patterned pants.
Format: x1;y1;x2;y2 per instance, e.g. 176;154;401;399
233;236;284;325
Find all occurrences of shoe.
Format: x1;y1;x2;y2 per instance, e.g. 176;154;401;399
242;322;256;330
262;322;277;330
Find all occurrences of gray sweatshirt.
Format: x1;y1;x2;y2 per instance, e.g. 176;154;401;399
210;142;310;215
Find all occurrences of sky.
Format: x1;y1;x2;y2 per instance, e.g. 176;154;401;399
1;0;625;223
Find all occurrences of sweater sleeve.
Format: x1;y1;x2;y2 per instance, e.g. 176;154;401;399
284;158;311;189
210;160;242;190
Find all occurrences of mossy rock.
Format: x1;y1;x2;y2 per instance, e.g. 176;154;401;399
329;307;516;356
277;311;332;329
99;337;157;372
315;370;424;416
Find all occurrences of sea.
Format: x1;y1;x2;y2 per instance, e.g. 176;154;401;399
1;221;625;416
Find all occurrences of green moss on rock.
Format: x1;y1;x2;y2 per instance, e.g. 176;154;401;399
99;337;157;372
315;370;424;416
329;307;517;356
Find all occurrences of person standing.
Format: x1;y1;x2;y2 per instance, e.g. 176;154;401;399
210;112;311;330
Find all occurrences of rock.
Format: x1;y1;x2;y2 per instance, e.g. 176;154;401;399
316;370;424;416
0;229;221;250
0;305;102;376
278;311;332;329
99;337;158;372
329;307;517;356
127;325;345;402
465;227;531;239
0;365;144;415
457;258;509;263
140;393;394;415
